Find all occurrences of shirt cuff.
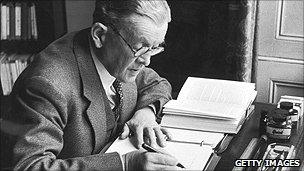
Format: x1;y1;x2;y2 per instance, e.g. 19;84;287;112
148;104;156;114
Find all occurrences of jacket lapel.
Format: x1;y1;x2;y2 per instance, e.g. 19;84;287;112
73;29;114;154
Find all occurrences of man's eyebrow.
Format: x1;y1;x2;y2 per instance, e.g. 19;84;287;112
144;37;165;47
139;36;151;46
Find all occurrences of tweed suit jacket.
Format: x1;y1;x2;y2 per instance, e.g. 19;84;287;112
7;29;172;170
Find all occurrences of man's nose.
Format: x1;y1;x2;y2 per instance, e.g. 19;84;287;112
136;55;151;66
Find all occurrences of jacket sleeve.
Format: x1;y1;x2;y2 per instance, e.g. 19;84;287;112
8;76;123;171
135;67;172;122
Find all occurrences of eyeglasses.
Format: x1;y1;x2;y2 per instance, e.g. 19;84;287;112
108;23;165;58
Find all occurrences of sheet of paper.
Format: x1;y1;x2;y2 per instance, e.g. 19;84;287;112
177;77;256;107
106;137;138;155
106;137;213;170
165;141;213;170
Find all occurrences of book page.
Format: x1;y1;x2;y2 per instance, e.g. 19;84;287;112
165;141;213;170
177;77;256;107
106;137;213;170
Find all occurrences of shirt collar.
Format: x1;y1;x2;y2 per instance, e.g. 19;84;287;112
89;39;116;90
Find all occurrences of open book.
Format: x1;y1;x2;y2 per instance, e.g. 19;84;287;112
162;77;257;134
106;127;224;170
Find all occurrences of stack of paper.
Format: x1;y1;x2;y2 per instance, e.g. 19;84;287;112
162;77;257;134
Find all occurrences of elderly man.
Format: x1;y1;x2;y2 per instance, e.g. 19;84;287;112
6;0;179;170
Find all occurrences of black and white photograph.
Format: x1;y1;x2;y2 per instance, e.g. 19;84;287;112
1;0;303;170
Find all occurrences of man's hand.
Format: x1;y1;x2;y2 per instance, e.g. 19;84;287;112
123;150;179;171
120;107;172;148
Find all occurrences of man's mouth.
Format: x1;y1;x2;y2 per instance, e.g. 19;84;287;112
129;65;144;73
130;68;140;72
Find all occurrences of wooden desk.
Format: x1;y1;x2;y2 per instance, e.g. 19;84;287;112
214;102;304;170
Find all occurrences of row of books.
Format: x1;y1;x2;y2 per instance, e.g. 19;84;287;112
0;52;33;95
1;1;38;40
161;77;257;134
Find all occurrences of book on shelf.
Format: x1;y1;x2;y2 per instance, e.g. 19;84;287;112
161;77;257;134
27;2;32;40
105;127;225;170
21;2;28;40
6;2;10;40
0;55;9;95
4;1;21;40
1;3;7;40
8;2;15;40
30;2;37;40
0;2;37;41
15;2;21;40
0;52;32;95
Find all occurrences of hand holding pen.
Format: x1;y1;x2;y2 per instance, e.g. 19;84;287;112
142;143;186;169
123;144;183;171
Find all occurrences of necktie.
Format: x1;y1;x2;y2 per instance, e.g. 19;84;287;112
112;79;123;120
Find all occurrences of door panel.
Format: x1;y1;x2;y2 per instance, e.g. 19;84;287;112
257;0;303;60
256;0;303;103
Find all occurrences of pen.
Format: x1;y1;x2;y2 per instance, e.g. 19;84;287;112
168;139;213;146
142;143;185;169
274;150;285;171
232;138;258;171
252;135;268;159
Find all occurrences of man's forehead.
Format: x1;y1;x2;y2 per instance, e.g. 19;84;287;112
129;17;168;46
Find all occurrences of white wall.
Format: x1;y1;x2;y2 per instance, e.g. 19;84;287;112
65;0;95;33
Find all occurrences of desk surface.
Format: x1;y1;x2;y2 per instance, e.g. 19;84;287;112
214;102;304;171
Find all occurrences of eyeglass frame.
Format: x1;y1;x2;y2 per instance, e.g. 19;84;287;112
108;23;165;58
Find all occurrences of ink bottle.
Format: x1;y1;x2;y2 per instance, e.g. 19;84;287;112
266;108;292;140
280;102;298;129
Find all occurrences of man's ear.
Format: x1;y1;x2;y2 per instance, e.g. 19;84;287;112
91;22;108;48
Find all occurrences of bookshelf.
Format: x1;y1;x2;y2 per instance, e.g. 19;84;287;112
0;0;67;96
0;0;66;168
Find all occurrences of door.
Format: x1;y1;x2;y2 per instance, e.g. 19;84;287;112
256;0;304;103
